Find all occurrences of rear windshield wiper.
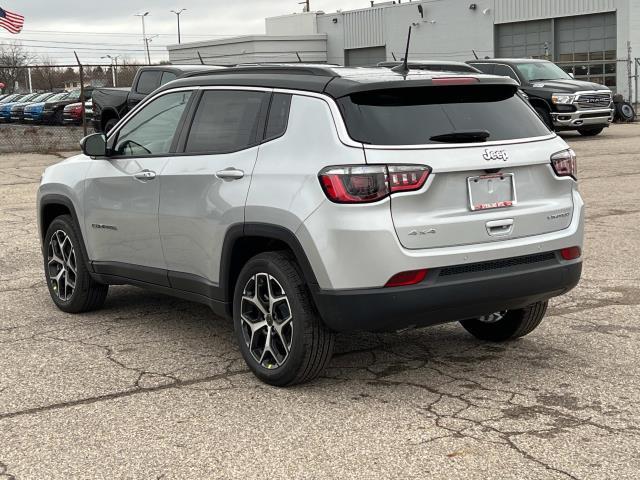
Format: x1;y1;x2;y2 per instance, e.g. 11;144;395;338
429;130;491;143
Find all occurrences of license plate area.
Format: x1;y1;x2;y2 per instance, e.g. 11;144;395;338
467;173;517;211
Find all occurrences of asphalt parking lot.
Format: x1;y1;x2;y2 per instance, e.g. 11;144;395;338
1;124;639;479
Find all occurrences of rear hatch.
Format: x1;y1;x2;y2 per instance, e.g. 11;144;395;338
338;82;576;249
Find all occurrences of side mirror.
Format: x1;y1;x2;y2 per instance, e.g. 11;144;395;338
81;133;107;158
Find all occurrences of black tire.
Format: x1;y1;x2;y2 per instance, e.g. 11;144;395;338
578;127;604;136
43;215;109;313
534;106;554;131
460;301;548;342
54;110;64;125
616;102;635;122
103;118;118;134
233;251;334;387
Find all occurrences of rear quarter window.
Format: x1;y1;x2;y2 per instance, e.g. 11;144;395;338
136;71;162;95
337;85;550;146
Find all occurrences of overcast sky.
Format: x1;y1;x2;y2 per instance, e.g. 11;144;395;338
0;0;370;65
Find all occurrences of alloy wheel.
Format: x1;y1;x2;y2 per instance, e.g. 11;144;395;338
478;311;508;324
47;230;77;301
240;273;293;369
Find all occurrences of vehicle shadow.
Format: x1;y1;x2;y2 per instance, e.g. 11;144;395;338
96;285;562;390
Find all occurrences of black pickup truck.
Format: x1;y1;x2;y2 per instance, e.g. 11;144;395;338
468;58;614;136
92;65;222;132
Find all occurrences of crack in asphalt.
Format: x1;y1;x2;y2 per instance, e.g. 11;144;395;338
0;368;249;422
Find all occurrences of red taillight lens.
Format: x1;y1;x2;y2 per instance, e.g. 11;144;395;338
319;165;430;204
560;246;581;260
431;77;479;86
388;165;431;193
319;166;389;203
385;269;428;288
551;149;577;180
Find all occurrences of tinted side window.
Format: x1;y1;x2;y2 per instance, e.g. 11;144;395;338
471;63;495;74
185;90;267;154
136;71;162;95
114;91;192;156
160;71;178;86
264;93;292;141
494;65;520;82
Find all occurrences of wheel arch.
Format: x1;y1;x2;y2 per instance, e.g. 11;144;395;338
39;194;93;273
220;223;320;316
100;107;120;130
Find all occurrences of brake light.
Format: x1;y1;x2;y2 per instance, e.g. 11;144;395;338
385;269;428;288
560;246;581;260
551;149;577;180
319;165;430;204
431;77;479;86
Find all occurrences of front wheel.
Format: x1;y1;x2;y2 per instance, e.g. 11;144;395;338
233;251;334;387
534;107;555;131
460;301;548;342
578;127;604;136
44;215;109;313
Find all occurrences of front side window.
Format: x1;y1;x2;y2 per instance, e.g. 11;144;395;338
338;85;550;146
185;90;267;154
113;91;192;156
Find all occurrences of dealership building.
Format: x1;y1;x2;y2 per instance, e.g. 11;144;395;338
168;0;640;99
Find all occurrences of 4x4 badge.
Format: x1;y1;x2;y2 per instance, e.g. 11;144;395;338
482;149;509;162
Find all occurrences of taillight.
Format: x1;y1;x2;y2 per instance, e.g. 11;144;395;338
385;269;428;288
560;246;581;260
319;165;430;204
551;149;577;180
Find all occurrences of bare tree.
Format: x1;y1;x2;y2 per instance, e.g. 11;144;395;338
32;57;64;91
0;42;32;93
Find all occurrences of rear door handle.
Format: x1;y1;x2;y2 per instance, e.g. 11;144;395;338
216;168;245;181
133;170;156;182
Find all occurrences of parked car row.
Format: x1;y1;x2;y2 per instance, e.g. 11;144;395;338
0;89;93;126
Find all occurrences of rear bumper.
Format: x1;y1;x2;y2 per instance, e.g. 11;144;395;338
552;108;613;129
312;254;581;332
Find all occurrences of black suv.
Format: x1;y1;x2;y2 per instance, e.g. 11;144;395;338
469;59;613;136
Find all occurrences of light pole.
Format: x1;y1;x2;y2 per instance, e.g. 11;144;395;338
101;55;120;87
135;12;151;65
170;8;187;44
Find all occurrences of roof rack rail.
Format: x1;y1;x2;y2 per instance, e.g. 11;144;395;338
184;64;338;79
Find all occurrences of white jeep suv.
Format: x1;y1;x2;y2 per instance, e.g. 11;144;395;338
38;65;583;386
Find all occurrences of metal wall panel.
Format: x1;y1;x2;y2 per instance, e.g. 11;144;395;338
494;0;618;24
343;7;386;49
345;46;386;67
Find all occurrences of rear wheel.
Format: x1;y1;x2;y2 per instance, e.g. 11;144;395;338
460;301;548;342
44;215;109;313
578;127;604;136
233;251;334;386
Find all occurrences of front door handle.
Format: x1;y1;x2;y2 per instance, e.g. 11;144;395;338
134;170;156;182
216;168;245;181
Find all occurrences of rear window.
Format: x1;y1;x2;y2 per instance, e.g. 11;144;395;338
337;85;550;145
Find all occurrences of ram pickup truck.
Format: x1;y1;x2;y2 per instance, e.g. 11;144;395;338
92;65;222;132
468;58;613;136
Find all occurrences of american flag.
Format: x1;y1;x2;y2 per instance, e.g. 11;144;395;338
0;7;24;34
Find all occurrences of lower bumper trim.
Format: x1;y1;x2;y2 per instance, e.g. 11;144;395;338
312;260;582;332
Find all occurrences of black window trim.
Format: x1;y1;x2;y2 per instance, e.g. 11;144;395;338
174;86;275;157
106;88;198;160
